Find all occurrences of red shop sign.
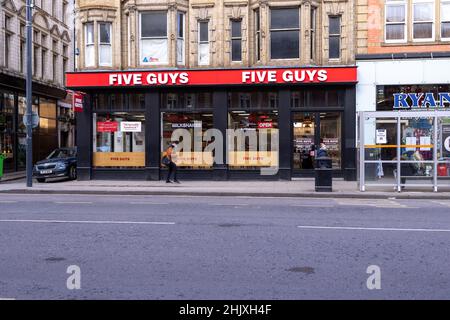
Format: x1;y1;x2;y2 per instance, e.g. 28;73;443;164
73;91;84;112
97;121;118;132
66;67;357;88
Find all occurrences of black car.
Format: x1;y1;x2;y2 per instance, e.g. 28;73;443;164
33;148;77;183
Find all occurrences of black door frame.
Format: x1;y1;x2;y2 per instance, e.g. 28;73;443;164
291;110;345;177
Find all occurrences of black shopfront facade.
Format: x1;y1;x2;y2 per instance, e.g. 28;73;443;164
67;67;357;181
0;72;66;173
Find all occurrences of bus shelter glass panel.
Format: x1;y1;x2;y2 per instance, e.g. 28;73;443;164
362;116;398;186
438;116;450;186
397;116;434;187
360;111;450;192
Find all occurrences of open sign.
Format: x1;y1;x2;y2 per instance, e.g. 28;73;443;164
258;122;273;129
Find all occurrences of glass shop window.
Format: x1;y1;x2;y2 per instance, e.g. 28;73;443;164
93;113;146;168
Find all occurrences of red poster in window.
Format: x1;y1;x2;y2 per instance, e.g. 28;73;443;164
73;92;84;112
97;121;118;132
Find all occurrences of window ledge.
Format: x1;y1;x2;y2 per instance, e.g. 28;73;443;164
382;41;446;47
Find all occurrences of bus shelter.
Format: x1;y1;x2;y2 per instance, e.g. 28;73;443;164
358;110;450;192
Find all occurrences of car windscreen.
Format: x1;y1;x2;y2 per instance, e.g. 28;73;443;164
47;149;74;159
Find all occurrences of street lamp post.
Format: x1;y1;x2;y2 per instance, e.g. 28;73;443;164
26;0;33;187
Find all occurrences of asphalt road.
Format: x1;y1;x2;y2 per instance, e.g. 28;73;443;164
1;193;450;300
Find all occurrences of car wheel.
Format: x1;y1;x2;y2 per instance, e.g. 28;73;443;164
69;166;77;180
36;178;46;183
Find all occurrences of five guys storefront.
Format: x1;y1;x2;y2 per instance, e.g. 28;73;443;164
66;66;357;181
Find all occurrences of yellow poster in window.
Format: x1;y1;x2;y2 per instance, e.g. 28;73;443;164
93;152;145;167
164;152;214;167
228;151;279;167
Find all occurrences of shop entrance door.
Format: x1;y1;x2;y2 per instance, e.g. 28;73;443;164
293;113;316;171
292;112;342;174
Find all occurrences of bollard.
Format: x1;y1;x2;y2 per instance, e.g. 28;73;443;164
315;156;332;192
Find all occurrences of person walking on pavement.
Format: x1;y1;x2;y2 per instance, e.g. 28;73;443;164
162;142;180;183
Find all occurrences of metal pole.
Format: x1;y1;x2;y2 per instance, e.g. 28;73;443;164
433;113;438;192
396;114;401;192
359;112;366;192
73;0;76;72
26;0;33;187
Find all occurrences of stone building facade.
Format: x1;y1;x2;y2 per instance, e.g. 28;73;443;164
0;0;75;173
75;0;357;70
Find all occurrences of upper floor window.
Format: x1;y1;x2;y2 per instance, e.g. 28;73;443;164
270;8;300;59
41;33;47;47
140;11;168;65
63;1;68;24
52;0;56;17
177;12;185;65
254;9;261;61
34;30;40;44
310;7;317;60
442;0;450;40
4;15;12;68
385;0;407;42
63;44;68;58
85;23;95;67
231;20;242;62
329;16;341;59
413;0;435;41
4;14;11;30
384;0;450;42
20;23;25;37
99;22;112;66
198;21;209;65
52;39;58;53
42;47;47;80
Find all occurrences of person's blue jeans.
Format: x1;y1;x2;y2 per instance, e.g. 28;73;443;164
166;162;178;182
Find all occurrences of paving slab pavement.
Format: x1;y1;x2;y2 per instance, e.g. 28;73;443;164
0;171;25;182
0;178;449;199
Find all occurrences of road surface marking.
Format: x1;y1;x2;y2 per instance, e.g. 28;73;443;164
290;204;334;208
432;201;450;207
0;201;17;203
0;219;175;225
297;225;450;233
129;202;169;205
54;201;93;204
0;298;15;300
210;204;251;206
336;199;410;208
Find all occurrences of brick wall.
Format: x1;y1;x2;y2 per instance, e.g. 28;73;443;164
357;0;450;55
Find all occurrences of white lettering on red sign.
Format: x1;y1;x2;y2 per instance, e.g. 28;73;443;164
109;72;189;86
242;69;328;83
242;71;278;83
73;92;84;112
258;122;273;129
282;70;328;82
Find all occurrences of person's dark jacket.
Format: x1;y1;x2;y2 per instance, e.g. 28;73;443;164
316;148;328;159
316;147;330;168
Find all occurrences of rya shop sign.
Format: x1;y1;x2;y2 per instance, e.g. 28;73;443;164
393;92;450;109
